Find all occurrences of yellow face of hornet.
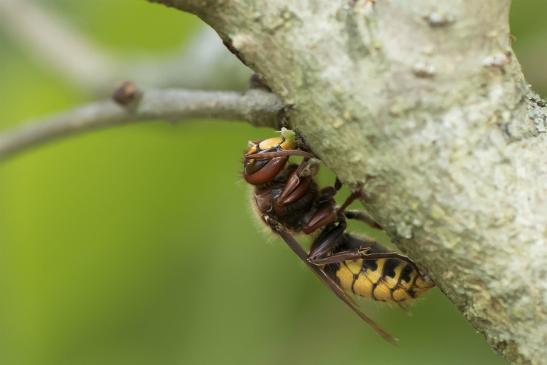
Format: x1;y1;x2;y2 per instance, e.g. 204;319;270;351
245;128;296;156
243;128;298;186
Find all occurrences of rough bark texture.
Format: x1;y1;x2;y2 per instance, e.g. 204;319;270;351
151;1;547;364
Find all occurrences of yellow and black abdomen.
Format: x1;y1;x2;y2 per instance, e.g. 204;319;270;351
325;235;434;303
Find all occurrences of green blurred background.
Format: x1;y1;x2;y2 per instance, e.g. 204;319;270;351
0;1;545;364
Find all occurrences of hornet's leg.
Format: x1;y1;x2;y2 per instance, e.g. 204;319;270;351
335;184;382;229
344;210;383;230
297;175;342;235
307;220;346;262
334;177;343;192
277;158;320;206
336;185;364;214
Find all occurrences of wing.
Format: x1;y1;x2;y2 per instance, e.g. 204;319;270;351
265;216;398;344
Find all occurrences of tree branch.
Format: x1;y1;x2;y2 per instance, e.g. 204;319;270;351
150;1;547;364
0;0;116;91
0;0;250;92
0;87;283;159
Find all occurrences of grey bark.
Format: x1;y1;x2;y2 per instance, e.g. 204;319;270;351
0;88;282;159
151;1;547;364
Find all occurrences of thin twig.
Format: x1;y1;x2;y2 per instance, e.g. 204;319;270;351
0;88;283;160
0;0;116;90
0;0;250;92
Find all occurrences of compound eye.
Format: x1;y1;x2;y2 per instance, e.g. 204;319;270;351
244;157;288;185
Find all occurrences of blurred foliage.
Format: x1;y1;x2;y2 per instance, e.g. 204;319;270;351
1;1;545;364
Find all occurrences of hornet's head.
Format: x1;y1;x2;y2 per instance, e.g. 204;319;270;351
243;128;297;185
